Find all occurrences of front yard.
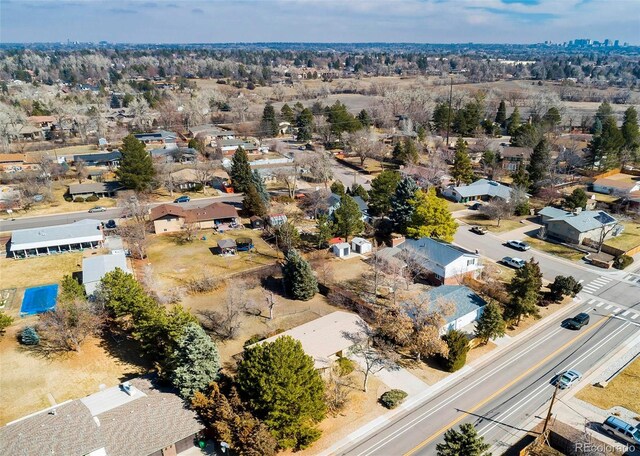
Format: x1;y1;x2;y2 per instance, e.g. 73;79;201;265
606;222;640;253
459;213;525;233
575;357;640;415
523;236;586;262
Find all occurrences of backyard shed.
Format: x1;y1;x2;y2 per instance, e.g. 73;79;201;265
250;215;264;229
218;238;237;255
351;237;372;254
82;252;130;296
332;242;351;258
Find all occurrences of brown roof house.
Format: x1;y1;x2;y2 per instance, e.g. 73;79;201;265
0;377;204;456
150;202;240;233
500;146;533;171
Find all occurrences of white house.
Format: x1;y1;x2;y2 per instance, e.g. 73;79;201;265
414;285;487;334
351;237;372;255
10;219;104;258
82;252;130;296
592;176;640;196
332;242;351;258
399;237;481;285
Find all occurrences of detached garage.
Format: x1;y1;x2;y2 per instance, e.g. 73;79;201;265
417;285;487;334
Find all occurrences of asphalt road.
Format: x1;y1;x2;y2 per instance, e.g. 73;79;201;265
339;303;640;456
0;194;244;232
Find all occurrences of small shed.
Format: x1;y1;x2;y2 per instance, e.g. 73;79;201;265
267;214;287;227
351;237;372;254
218;238;237;255
250;215;264;229
332;242;351;258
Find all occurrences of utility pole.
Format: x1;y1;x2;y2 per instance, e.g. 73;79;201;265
445;76;453;147
542;380;560;433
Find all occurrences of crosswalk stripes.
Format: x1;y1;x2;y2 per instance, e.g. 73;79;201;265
588;299;640;322
614;307;622;313
622;310;630;316
632;314;639;320
587;299;596;304
596;302;604;307
605;305;613;310
581;276;613;294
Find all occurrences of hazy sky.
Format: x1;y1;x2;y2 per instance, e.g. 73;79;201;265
1;0;638;44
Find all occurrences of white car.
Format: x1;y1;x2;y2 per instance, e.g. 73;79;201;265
506;240;531;251
502;256;526;269
555;370;582;389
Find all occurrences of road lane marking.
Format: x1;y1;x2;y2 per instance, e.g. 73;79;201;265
596;302;604;307
631;314;638;320
614;307;622;313
623;311;630;317
401;317;611;456
588;299;596;304
605;305;613;310
352;324;568;456
477;322;631;439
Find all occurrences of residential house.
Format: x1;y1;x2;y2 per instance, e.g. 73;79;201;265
500;146;533;171
592;175;640;196
82;251;130;295
414;285;487;334
252;311;366;370
0;154;40;173
27;115;57;129
168;168;203;191
188;124;235;146
150;147;197;163
149;202;240;233
323;193;369;221
0;377;204;456
68;182;122;200
538;207;622;245
398;237;481;285
134;130;178;149
442;179;519;203
73;151;122;167
7;124;43;142
10;219;104;258
219;138;259;156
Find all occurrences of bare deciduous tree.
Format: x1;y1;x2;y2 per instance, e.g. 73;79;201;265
480;199;514;227
75;159;88;184
37;299;104;353
198;285;244;340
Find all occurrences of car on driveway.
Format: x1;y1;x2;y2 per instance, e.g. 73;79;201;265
174;195;190;203
555;370;582;389
505;240;531;251
469;202;483;210
470;226;487;235
602;416;640;446
104;219;117;229
88;206;106;213
502;256;526;269
565;312;590;330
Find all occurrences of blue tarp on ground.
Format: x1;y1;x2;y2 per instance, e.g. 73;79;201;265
20;284;58;316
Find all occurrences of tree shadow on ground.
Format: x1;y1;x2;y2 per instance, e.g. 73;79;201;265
97;326;153;377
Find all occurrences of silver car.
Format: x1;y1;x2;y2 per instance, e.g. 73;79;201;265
502;256;526;269
556;370;582;389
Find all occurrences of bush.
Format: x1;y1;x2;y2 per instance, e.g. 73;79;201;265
441;329;469;372
514;201;530;216
379;389;408;409
186;276;221;294
74;197;85;203
85;195;99;202
63;195;73;202
335;357;355;377
243;334;265;349
613;255;633;270
20;326;40;345
548;275;582;302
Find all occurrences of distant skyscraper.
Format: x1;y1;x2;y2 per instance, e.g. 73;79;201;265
604;39;611;46
614;40;620;47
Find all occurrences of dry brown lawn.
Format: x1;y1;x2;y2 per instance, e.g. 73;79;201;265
0;325;148;425
575;358;640;414
459;214;525;233
524;236;585;262
606;222;640;252
143;228;279;292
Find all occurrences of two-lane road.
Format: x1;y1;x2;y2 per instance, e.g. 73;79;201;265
339;301;640;456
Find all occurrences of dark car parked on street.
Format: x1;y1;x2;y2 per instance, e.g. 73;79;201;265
565;312;590;330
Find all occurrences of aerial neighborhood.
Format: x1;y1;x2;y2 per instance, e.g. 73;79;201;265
0;14;639;456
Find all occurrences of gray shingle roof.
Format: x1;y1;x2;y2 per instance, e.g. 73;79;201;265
73;151;122;163
352;196;369;213
68;181;122;195
453;179;513;200
540;207;618;233
400;237;478;268
82;252;129;285
10;219;103;251
417;285;487;324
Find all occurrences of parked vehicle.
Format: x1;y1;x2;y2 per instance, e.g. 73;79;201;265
174;196;190;203
555;369;582;389
470;226;487;235
104;220;117;229
502;256;526;269
505;240;531;251
469;202;483;210
565;313;590;330
88;206;106;213
602;416;640;446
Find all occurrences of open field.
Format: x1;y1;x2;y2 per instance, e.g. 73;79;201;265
143;228;279;292
575;357;640;414
606;221;640;252
0;325;149;425
459;214;525;233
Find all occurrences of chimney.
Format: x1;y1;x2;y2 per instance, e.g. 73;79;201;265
390;234;406;247
122;381;133;396
574;207;582;215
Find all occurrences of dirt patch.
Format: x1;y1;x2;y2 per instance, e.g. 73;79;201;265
505;300;568;337
575;358;640;415
0;325;148;425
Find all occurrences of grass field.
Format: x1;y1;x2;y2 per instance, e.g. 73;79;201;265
606;222;640;252
524;236;585;262
575;357;640;414
459;214;524;233
144;228;279;291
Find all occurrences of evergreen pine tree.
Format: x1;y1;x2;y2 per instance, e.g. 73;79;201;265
349;183;369;201
389;176;419;234
511;164;530;189
417;124;427;142
20;326;40;345
451;138;474;185
357;109;372;127
495;100;507;128
315;215;333;249
0;311;13;335
591;117;603;136
392;141;405;162
230;146;253;193
237;336;326;450
261;103;279;137
330;180;346;196
282;249;318;301
116;134;155;191
507;106;521;136
436;423;491;456
586;117;624;171
527;139;552;191
296;108;314;142
475;302;506;345
505;259;542;325
564;188;588;210
251;169;270;204
281;103;295;123
368;170;402;216
403;138;420;164
60;274;86;303
441;329;469;372
333;194;364;241
170;323;220;399
621;106;640;166
243;184;267;217
406;188;458;241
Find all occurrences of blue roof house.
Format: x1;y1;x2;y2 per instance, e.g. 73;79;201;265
538;207;621;245
442;179;520;203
